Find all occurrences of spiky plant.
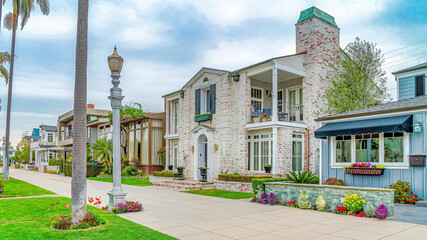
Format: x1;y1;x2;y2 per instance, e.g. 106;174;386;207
285;171;319;184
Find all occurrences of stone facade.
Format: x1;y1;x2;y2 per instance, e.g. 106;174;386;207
265;182;395;215
164;7;340;182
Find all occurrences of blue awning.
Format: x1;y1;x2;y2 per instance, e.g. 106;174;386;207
315;115;413;138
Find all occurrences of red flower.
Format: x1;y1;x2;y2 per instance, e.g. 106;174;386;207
50;204;54;206
102;207;105;210
56;201;60;204
88;198;94;203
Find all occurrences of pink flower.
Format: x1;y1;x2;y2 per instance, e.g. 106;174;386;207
64;205;70;209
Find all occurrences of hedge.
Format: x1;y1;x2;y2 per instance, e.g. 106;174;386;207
218;174;273;183
252;178;288;195
63;164;104;177
153;171;178;178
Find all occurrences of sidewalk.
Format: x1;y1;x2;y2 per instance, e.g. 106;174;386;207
6;169;427;240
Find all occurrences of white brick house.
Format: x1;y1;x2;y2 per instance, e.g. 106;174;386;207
163;7;340;181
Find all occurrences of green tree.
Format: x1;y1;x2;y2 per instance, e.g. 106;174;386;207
318;37;389;115
2;0;50;181
0;52;10;82
71;0;88;223
89;137;113;174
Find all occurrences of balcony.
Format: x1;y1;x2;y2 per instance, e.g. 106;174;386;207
250;102;303;123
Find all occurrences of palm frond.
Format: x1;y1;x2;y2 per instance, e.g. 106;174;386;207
19;0;35;30
36;0;50;15
0;52;10;83
0;65;8;83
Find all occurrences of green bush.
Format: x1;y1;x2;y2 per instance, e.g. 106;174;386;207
63;164;103;177
252;178;288;195
153;171;178;178
285;171;319;184
58;160;64;173
48;158;59;166
218;174;272;183
390;180;421;204
124;166;137;176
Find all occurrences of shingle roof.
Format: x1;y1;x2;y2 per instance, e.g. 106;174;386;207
41;125;57;131
316;95;427;121
392;62;427;75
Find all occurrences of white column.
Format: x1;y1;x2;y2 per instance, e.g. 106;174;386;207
35;150;38;166
272;65;278;122
30;149;33;163
272;127;278;174
165;101;170;167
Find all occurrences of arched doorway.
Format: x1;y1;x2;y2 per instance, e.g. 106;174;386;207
197;134;208;181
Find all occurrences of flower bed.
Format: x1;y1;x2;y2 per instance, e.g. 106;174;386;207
51;213;105;230
323;178;346;186
389;180;421;204
111;201;143;214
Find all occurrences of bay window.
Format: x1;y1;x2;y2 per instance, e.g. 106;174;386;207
248;133;272;171
332;132;409;167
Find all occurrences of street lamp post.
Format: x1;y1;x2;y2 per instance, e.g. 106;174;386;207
107;46;127;208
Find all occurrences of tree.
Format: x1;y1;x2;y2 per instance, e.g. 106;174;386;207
0;52;10;82
89;137;113;174
2;0;49;181
318;37;390;115
0;0;5;34
71;0;88;223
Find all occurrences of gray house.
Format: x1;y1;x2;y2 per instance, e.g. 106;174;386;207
315;62;427;199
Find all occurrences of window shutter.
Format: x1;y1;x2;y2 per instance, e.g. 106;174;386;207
415;76;425;97
210;84;216;114
195;89;201;115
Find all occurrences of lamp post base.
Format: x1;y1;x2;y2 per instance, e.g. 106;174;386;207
108;190;127;209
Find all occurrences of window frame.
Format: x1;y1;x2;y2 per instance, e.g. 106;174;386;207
292;133;304;171
200;87;211;114
248;132;272;172
330;132;410;168
250;86;264;111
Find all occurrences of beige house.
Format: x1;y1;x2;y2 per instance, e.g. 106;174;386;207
163;7;340;181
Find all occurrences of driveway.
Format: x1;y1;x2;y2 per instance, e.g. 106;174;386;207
6;169;427;240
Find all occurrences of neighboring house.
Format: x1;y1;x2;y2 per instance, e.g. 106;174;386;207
16;128;40;151
315;62;427;198
121;112;166;174
163;7;340;181
0;148;17;161
57;104;110;158
30;125;60;166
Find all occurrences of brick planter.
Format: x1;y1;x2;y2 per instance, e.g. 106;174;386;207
345;167;384;176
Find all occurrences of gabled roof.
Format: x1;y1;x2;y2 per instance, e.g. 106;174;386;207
392;62;427;75
233;53;306;73
316;95;427;121
183;67;230;88
40;125;57;132
191;124;215;133
31;128;40;138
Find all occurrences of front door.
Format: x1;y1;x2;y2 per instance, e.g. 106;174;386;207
198;134;208;180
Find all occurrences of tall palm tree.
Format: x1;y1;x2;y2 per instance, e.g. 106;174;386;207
2;0;49;181
0;0;6;34
89;137;113;174
71;0;89;223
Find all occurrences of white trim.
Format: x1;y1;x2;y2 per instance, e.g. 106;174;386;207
272;66;278;122
250;86;264;111
272;127;278;173
164;134;179;140
292;133;304;171
274;62;306;77
246;121;307;130
247;64;273;77
318;108;427;123
319;139;323;185
248;131;273;172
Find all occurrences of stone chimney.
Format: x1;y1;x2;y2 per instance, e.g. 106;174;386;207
87;104;95;109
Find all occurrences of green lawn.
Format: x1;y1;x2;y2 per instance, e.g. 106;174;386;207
87;177;153;186
0;175;55;198
182;189;254;199
0;196;175;240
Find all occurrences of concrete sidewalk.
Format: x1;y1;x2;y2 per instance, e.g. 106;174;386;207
5;169;427;240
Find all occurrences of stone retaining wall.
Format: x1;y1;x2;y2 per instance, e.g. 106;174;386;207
214;181;253;193
265;182;395;215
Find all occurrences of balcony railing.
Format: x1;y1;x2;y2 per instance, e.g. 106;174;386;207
250;102;304;123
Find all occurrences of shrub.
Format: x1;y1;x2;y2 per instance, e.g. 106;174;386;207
48;158;59;166
389;180;420;204
63;165;103;177
259;192;268;204
111;201;143;214
51;213;105;230
375;205;388;219
252;178;288;195
44;170;58;174
298;190;312;209
286;171;319;184
286;201;298;207
218;174;272;183
58;159;64;173
363;202;376;217
343;194;365;213
0;180;3;193
323;178;346;186
316;196;326;211
268;192;277;205
124;166;137;176
153;171;178;178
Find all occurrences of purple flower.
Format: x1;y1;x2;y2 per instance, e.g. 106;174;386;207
366;163;371;167
268;193;277;205
375;205;388;219
260;192;268;204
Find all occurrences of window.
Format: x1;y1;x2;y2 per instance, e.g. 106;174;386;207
172;141;179;168
384;132;404;163
287;86;303;121
200;88;211;114
67;125;72;138
332;132;408;167
248;133;272;171
251;87;263;111
355;134;379;162
47;133;53;142
335;136;352;163
170;100;179;135
88;115;98;122
292;134;304;171
416;75;425;97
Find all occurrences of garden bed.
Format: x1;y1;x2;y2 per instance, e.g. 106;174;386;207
264;182;395;215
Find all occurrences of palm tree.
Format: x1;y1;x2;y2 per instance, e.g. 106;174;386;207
0;0;6;34
89;137;113;174
0;52;10;82
71;0;89;223
2;0;49;181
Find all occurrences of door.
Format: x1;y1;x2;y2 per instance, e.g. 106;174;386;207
287;86;302;122
277;89;284;114
292;134;303;171
198;134;208;180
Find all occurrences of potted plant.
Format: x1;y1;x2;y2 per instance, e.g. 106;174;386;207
262;112;268;122
167;164;173;171
199;166;208;182
264;164;272;173
177;166;185;180
344;163;385;176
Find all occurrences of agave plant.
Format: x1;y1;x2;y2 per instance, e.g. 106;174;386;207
285;171;319;184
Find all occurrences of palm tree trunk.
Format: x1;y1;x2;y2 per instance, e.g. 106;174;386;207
4;0;18;181
0;3;3;35
71;0;88;223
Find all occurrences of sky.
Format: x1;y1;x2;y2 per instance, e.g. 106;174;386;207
0;0;426;146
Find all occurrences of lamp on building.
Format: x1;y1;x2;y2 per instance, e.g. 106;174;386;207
413;122;423;133
107;46;127;209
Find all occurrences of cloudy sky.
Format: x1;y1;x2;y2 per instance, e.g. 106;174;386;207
0;0;426;145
